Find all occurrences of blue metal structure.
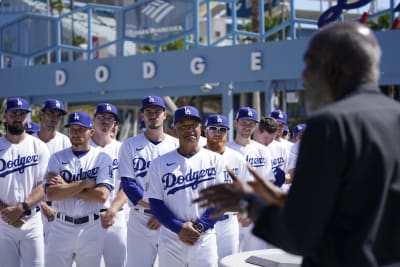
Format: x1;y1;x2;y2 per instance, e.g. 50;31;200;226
0;0;399;127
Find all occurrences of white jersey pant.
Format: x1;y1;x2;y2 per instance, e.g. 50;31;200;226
126;209;159;267
158;227;218;267
215;214;239;260
0;212;44;267
239;223;274;252
45;216;105;267
103;210;127;267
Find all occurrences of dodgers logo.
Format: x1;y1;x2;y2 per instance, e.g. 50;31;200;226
246;155;266;168
0;154;39;177
60;167;99;182
271;156;285;170
162;167;217;195
112;158;119;171
132;157;151;178
223;167;238;183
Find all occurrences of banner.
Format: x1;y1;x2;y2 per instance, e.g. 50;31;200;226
124;0;195;42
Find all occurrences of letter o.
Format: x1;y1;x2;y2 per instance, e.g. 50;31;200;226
95;65;110;83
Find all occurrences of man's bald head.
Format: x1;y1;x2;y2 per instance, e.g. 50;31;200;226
302;21;382;113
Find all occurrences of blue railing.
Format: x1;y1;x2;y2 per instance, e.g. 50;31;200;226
0;0;398;69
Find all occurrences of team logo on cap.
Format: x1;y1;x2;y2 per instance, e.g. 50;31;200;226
17;98;23;107
184;107;192;115
55;100;61;109
148;96;155;103
73;112;79;121
278;112;283;119
106;104;112;111
216;115;222;123
247;109;253;117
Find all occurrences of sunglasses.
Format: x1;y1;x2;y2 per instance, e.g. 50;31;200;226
207;126;228;134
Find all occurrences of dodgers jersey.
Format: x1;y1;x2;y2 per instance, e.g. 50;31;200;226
33;131;71;154
44;146;114;217
118;134;179;205
0;134;50;205
226;140;274;181
147;147;225;222
89;139;121;208
266;140;289;172
222;146;253;184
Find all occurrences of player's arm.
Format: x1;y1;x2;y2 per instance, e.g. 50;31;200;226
46;178;96;201
100;187;128;229
121;177;148;206
1;181;45;227
75;183;112;203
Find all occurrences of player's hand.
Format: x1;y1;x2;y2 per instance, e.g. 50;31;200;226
0;204;24;226
178;221;201;245
193;167;253;217
247;166;286;207
146;216;161;230
10;217;25;228
100;210;115;229
237;213;251;227
40;202;56;222
46;172;65;185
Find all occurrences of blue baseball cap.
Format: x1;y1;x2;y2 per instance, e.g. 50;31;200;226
283;125;289;134
293;123;307;137
25;122;40;134
235;107;258;122
95;103;119;122
65;111;93;129
41;99;67;115
5;97;30;112
173;106;201;125
270;109;288;124
204;114;229;129
141;96;166;112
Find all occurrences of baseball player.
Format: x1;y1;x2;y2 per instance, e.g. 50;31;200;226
254;116;289;187
33;99;71;237
226;107;274;252
0;97;50;267
203;114;253;260
90;103;127;267
119;96;178;267
44;111;114;267
269;109;293;159
147;106;226;267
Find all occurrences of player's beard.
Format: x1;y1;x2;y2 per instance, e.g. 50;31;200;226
6;122;25;135
206;137;226;152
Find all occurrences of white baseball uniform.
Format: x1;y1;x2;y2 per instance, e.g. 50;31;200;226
44;146;114;267
33;131;71;239
147;147;225;267
226;140;274;251
90;138;126;267
215;146;253;259
119;133;178;267
0;134;50;267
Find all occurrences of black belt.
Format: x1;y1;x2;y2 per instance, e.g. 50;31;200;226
134;207;152;215
24;206;40;216
100;208;123;212
56;213;99;225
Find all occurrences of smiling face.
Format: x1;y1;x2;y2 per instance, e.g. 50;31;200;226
175;117;201;146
